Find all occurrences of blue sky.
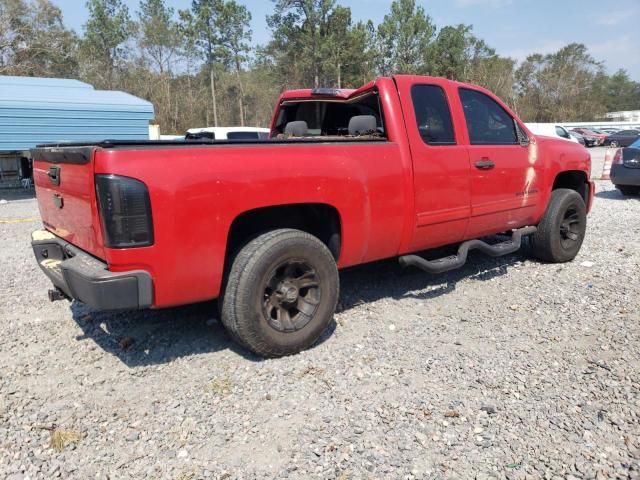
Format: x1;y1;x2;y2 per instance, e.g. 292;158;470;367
52;0;640;80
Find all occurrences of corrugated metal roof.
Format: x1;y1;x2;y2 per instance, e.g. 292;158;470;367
0;76;155;151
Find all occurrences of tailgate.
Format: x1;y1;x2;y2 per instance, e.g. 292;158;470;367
32;146;105;259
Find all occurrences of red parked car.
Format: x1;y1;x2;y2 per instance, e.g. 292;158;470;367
30;75;594;357
571;128;608;146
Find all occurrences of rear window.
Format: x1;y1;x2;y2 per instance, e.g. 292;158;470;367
185;131;215;140
227;131;259;140
274;92;385;139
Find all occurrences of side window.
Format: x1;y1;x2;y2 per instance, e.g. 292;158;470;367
459;88;517;145
411;85;456;145
555;126;570;139
227;131;259;140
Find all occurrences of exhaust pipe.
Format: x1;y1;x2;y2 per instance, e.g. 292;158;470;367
48;288;69;302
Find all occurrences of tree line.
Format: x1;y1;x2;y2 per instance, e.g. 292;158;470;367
1;0;639;134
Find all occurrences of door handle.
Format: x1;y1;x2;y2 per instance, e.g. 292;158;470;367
474;159;495;170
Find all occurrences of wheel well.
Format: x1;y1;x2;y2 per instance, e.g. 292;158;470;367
226;203;342;261
553;171;589;203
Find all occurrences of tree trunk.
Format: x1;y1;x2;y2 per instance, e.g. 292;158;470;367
209;64;218;127
235;58;245;126
337;62;341;89
165;75;171;132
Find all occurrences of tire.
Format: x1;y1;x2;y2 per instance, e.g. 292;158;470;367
221;229;339;358
609;140;619;148
616;185;640;196
531;189;587;263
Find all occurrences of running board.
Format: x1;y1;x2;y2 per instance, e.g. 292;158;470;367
398;226;537;274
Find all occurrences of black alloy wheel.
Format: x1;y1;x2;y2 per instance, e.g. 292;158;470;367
263;259;321;333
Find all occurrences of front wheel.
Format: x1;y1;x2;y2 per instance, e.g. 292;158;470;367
531;189;587;263
221;229;339;358
609;140;619;148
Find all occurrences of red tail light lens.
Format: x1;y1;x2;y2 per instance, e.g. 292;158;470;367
96;174;154;248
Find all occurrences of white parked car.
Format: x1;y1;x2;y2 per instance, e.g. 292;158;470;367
525;123;579;144
185;126;270;140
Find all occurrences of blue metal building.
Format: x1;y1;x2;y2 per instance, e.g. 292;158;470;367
0;75;155;151
0;76;154;187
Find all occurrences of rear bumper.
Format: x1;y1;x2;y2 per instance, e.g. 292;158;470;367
611;164;640;186
31;229;153;310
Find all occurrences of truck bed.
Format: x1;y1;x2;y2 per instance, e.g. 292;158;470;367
35;136;387;149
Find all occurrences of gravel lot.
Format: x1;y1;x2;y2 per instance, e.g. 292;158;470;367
1;148;638;479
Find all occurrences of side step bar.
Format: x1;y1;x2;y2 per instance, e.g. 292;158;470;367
398;226;537;274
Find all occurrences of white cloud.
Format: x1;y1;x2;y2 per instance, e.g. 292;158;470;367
503;40;567;62
595;9;637;26
499;35;639;80
587;34;640;75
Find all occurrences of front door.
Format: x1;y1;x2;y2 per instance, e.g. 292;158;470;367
458;87;541;238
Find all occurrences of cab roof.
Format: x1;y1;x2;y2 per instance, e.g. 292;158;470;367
280;80;376;101
278;75;485;103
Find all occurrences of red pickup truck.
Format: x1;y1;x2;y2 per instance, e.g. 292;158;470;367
31;75;594;357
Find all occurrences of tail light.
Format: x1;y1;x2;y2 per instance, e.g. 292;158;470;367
95;174;154;248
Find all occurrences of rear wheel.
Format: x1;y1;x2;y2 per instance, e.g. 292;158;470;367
616;185;640;196
221;229;339;358
609;140;620;148
531;189;587;263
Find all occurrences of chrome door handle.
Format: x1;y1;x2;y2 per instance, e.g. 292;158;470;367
475;159;495;170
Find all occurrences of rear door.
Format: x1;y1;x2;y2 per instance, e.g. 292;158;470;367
395;78;471;251
457;87;541;238
32;146;105;258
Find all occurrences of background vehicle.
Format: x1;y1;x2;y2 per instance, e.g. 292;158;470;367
185;126;270;140
30;75;594;358
611;137;640;195
569;130;587;146
571;127;608;145
604;129;640;147
525;123;579;144
159;135;185;141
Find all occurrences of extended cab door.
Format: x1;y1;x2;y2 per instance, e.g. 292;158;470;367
395;78;471;251
456;87;541;238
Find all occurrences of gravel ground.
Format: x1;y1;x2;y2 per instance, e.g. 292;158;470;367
1;148;638;479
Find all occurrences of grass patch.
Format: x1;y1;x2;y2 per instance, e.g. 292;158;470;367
50;428;84;451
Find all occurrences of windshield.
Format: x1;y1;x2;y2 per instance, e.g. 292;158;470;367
630;137;640;148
